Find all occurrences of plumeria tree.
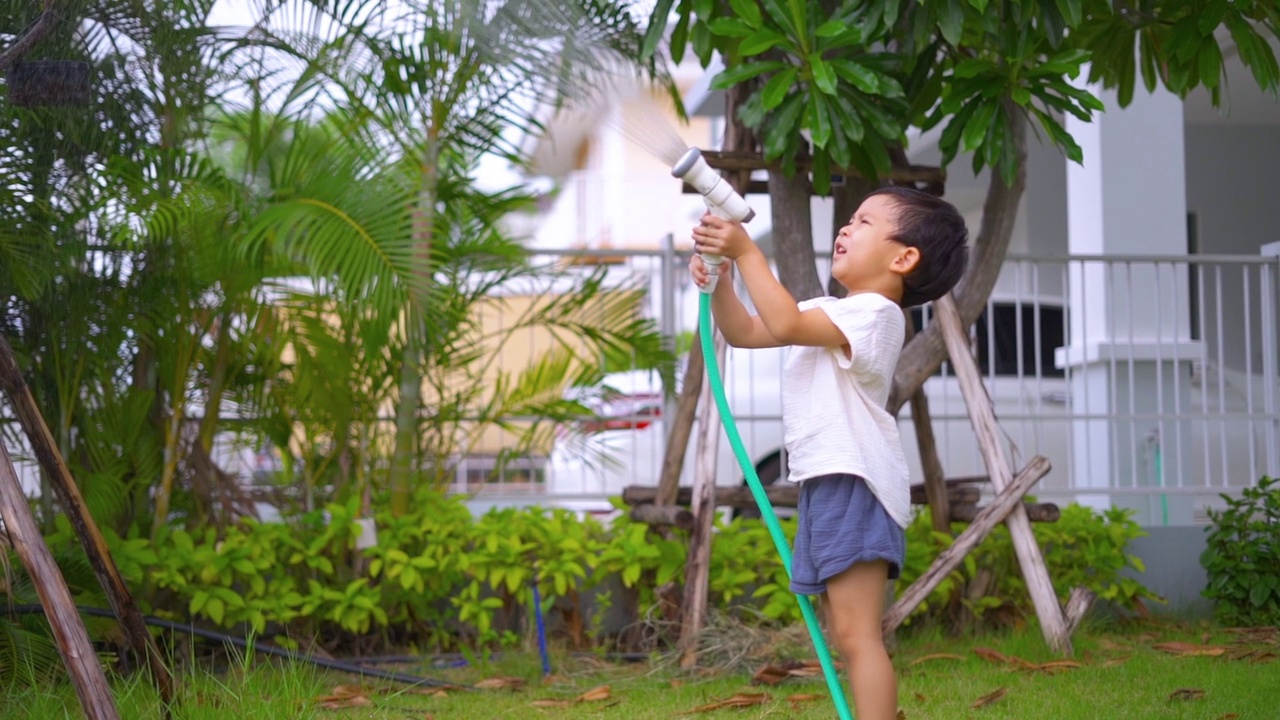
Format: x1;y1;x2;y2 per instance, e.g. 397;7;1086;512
643;0;1280;413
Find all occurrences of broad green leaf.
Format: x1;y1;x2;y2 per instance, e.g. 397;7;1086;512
954;58;996;79
1199;37;1224;89
1011;86;1031;105
641;0;678;60
693;19;716;65
833;93;865;144
762;66;799;109
730;0;764;28
693;0;713;19
670;11;691;64
1139;29;1160;93
831;59;879;94
764;93;805;159
810;55;838;95
760;0;799;38
938;0;965;46
812;150;832;195
708;18;754;38
816;20;846;37
741;27;789;56
962;100;999;153
807;94;833;148
711;60;790;90
1054;0;1082;27
939;99;980;163
969;0;989;12
1199;0;1228;35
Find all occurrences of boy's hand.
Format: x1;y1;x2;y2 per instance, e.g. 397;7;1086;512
692;213;755;260
689;253;729;290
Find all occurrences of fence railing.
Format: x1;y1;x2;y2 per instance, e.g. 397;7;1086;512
4;246;1277;526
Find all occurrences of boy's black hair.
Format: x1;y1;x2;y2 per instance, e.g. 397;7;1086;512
866;186;969;308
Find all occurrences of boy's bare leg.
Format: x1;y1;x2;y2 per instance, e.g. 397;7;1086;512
824;560;897;720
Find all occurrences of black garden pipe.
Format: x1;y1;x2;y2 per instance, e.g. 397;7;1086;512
5;605;467;689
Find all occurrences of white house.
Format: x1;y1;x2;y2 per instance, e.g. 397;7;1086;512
506;47;1280;542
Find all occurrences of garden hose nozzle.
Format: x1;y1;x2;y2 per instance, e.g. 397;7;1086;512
672;147;755;294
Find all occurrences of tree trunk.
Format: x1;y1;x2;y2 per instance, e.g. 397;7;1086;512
391;129;440;515
887;100;1027;414
767;170;823;301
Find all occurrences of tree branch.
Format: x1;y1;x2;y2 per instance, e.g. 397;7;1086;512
887;99;1028;414
0;2;60;75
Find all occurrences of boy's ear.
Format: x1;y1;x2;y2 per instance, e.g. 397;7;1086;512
891;246;920;275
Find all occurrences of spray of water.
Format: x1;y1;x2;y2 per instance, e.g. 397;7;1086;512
607;97;690;166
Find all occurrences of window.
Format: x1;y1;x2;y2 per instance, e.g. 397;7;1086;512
911;302;1065;378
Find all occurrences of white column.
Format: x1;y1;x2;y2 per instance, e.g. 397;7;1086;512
1060;81;1201;523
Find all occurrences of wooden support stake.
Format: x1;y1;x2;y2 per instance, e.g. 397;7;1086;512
628;503;694;531
623;484;983;513
949;501;1060;524
0;335;174;705
655;335;703;506
933;295;1073;655
678;328;726;668
883;455;1051;635
0;442;120;720
904;311;951;533
1063;586;1098;635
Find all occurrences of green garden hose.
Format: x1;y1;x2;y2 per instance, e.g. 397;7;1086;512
698;292;854;720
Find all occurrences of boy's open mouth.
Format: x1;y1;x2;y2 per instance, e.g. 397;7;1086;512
834;242;847;256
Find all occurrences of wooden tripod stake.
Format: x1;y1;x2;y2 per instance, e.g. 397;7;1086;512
0;442;120;720
929;294;1092;654
0;335;174;707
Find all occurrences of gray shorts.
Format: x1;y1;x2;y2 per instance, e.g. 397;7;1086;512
790;474;906;596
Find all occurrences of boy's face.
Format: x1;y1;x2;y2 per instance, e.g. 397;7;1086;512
832;194;917;291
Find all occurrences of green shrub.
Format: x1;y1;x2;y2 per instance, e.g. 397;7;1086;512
94;490;1158;653
1201;476;1280;627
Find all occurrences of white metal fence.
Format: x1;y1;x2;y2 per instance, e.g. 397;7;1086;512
4;246;1277;526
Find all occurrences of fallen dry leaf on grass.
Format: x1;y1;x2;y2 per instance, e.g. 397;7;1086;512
577;685;612;702
897;711;907;720
1025;659;1083;675
316;694;374;710
315;684;376;709
786;693;823;710
1168;688;1206;701
751;659;837;685
973;648;1033;669
1101;655;1131;668
1153;642;1227;657
529;684;613;710
670;679;684;688
970;687;1007;709
685;692;771;713
1215;713;1240;719
907;653;964;667
751;665;790;686
913;692;927;703
475;676;527;690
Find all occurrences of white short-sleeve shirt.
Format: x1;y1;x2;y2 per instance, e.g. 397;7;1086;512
781;292;912;528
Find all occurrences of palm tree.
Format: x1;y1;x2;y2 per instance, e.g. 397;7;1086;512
244;0;673;514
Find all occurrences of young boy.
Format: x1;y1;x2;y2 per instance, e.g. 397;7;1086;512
690;186;969;720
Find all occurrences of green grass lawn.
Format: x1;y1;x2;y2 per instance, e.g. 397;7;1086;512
4;620;1277;719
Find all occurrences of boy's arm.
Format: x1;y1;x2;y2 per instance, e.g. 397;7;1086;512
733;247;846;348
697;259;782;348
